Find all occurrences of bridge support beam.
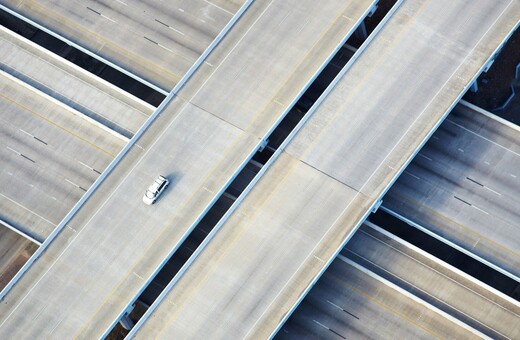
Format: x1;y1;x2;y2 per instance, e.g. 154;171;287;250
470;80;478;93
355;21;368;41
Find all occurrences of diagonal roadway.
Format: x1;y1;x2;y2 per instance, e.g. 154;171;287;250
0;0;377;337
131;0;520;338
383;101;520;280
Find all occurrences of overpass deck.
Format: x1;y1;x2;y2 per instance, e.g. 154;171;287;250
0;71;126;242
131;0;520;338
0;0;376;337
0;0;244;90
279;239;486;339
384;101;520;280
0;25;153;137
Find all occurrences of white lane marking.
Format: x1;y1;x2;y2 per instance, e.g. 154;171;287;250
78;160;94;171
347;246;511;338
6;146;21;155
313;320;329;330
115;0;127;5
204;0;234;15
101;14;116;23
205;61;214;67
356;229;520;317
158;44;175;54
133;272;144;280
19;129;33;137
484;161;490;165
65;179;80;188
418;153;432;161
404;171;420;180
327;300;343;310
458;148;464;153
199;19;206;23
178;8;185;13
511;174;517;178
0;193;57;227
467;177;502;196
169;26;185;35
447;118;520;158
472;205;489;215
0;0;257;326
484;186;502;196
246;2;517;337
432;135;439;140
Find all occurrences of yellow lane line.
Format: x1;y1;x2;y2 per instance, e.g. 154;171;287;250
243;0;359;134
26;0;182;83
78;0;378;333
74;124;257;337
0;92;115;157
390;191;520;259
300;0;431;160
155;157;298;338
327;272;444;339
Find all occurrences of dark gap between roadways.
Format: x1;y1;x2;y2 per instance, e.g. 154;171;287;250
369;209;520;301
0;8;165;106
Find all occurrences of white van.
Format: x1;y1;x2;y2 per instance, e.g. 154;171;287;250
143;175;169;205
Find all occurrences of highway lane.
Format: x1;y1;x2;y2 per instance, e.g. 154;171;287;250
1;0;245;90
132;0;520;338
384;101;520;278
344;222;520;339
0;0;377;337
278;254;483;340
0;25;153;137
0;72;126;242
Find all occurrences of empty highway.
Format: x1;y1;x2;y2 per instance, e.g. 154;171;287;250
384;101;520;279
0;0;377;337
131;0;520;338
1;0;246;90
0;72;126;242
0;25;153;137
278;253;483;339
344;222;520;339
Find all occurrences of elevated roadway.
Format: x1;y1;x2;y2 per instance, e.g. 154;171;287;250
278;250;484;339
0;0;377;337
344;222;520;339
131;0;520;338
0;72;126;242
384;101;520;280
0;25;153;137
1;0;246;90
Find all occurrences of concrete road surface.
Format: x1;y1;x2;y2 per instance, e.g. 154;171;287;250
0;0;376;337
384;101;520;279
131;0;520;338
0;72;126;242
278;254;484;340
1;0;246;90
344;222;520;339
0;25;153;137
